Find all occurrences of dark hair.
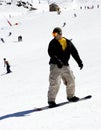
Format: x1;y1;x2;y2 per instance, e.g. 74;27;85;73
53;27;62;35
3;58;6;60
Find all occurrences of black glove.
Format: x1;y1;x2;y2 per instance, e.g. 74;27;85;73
57;61;63;68
79;63;83;70
54;56;63;68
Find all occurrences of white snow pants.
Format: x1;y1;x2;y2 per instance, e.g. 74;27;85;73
48;64;75;102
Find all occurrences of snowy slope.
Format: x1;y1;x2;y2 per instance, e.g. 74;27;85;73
0;2;101;130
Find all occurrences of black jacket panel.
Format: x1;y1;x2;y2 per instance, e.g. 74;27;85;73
48;38;83;67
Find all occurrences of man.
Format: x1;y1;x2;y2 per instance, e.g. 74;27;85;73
48;27;83;108
4;58;11;74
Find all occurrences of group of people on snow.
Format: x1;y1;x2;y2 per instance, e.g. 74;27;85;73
0;32;12;43
80;4;100;10
0;31;23;43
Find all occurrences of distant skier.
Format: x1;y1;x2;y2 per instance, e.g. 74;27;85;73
18;35;22;42
0;38;5;43
47;27;83;108
4;58;11;74
74;13;77;17
97;4;99;8
62;22;66;27
8;32;12;37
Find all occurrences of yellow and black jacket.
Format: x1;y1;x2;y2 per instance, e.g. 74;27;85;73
48;38;83;68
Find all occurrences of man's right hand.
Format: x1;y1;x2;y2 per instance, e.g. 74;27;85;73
57;62;63;68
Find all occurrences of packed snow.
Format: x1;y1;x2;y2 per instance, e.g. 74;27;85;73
0;1;101;130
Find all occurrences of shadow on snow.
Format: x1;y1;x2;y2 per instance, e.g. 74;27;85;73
0;95;92;120
0;102;68;120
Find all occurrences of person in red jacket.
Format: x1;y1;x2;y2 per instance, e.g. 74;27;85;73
4;58;11;74
48;27;83;108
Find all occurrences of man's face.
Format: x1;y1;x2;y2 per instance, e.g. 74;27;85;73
52;32;62;40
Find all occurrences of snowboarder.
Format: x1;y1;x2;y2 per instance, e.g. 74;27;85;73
4;58;11;74
48;27;83;108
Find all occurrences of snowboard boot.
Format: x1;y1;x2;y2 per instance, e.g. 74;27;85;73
48;101;57;108
67;96;79;102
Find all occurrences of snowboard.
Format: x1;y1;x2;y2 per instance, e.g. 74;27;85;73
34;95;92;111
